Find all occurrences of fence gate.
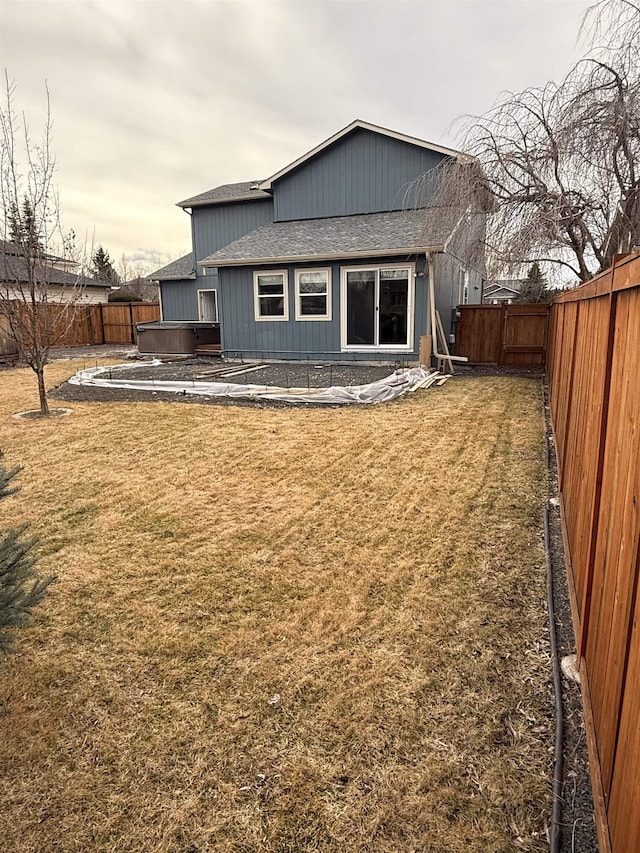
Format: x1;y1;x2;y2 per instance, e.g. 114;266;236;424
456;303;550;366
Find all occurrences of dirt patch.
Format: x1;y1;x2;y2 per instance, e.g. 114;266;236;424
12;407;73;420
50;359;416;408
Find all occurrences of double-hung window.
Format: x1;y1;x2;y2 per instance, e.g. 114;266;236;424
295;269;331;320
254;271;288;321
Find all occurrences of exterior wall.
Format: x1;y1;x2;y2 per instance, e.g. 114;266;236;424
433;253;482;342
273;128;448;222
192;198;274;264
1;284;110;304
160;279;202;321
216;255;429;362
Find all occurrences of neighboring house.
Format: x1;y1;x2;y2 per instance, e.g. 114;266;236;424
483;280;524;304
111;277;159;302
151;119;485;361
0;242;110;304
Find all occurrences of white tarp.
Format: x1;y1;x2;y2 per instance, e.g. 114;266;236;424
68;362;445;405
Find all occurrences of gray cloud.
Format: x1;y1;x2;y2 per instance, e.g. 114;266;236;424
2;0;591;262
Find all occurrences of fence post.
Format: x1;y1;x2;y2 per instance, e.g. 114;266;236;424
499;304;507;365
577;266;618;661
98;302;105;344
129;302;135;344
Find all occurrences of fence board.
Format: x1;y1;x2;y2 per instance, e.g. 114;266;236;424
456;303;549;365
548;252;640;851
0;300;159;352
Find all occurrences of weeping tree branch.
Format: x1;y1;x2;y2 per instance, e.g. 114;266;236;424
416;0;640;284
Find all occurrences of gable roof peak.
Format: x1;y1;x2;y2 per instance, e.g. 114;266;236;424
259;119;470;190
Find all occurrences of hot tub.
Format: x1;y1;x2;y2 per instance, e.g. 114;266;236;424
136;321;220;355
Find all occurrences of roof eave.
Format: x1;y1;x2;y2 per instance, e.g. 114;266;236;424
201;246;444;268
153;274;197;281
176;193;272;210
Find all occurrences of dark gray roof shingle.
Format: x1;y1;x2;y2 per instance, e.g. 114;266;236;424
149;253;196;280
201;209;460;266
0;253;109;288
177;181;271;209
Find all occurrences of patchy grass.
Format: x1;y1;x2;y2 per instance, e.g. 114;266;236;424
0;360;552;852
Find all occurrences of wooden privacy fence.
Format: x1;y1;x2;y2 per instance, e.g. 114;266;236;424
547;252;640;853
0;301;160;355
456;303;549;366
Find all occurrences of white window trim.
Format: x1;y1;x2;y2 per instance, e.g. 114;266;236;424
197;288;219;322
253;270;289;322
340;263;415;351
294;267;332;321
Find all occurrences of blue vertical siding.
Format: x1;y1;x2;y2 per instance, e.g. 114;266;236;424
217;255;429;362
192;198;274;263
160;279;199;321
273;129;448;222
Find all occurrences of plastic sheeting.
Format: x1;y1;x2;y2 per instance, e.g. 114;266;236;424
68;362;445;405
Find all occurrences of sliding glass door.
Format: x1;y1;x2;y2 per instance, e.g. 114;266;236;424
343;266;412;349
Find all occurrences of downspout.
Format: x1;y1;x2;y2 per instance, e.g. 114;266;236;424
426;251;468;363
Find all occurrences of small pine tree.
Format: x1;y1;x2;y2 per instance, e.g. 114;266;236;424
517;262;551;303
92;246;120;286
8;196;44;257
0;452;53;660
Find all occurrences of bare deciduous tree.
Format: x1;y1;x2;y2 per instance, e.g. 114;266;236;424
0;75;91;415
419;0;640;284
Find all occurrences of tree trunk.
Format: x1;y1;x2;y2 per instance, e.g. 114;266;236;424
36;365;49;416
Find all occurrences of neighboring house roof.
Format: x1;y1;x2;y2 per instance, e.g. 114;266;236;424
0;239;78;268
149;253;196;280
484;280;524;299
115;278;159;301
0;253;108;288
259;119;470;190
485;279;524;292
177;182;271;209
201;208;461;267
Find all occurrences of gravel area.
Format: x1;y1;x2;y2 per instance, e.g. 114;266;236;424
544;388;599;852
50;359;408;408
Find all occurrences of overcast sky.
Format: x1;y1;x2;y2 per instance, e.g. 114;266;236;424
1;0;591;273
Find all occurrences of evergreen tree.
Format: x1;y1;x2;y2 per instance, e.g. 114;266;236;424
8;196;44;256
92;246;120;285
517;262;551;303
0;452;53;660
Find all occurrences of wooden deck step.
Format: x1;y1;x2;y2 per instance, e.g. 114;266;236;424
193;344;222;357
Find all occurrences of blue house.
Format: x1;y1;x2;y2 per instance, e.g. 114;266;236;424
151;120;484;362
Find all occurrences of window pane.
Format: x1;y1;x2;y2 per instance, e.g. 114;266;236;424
346;271;375;345
380;268;409;280
257;274;284;287
258;283;284;296
259;296;284;316
299;280;326;294
300;295;327;315
379;276;408;345
299;271;327;287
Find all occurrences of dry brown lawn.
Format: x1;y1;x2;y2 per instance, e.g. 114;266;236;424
0;360;552;852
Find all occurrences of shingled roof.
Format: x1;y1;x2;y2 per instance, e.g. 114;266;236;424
149;253;196;280
200;208;461;267
0;252;108;288
177;182;271;209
